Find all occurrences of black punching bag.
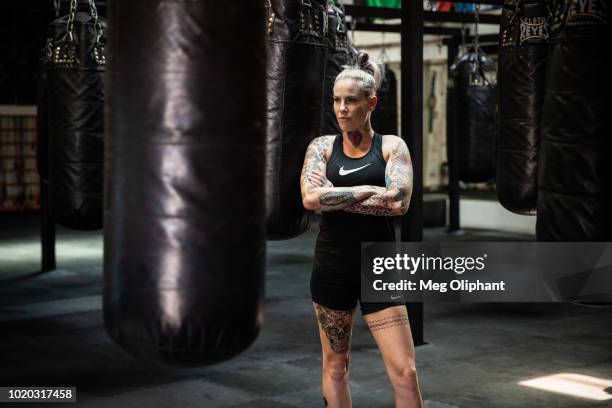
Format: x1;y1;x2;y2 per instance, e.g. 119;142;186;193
46;0;105;230
371;63;398;135
37;49;49;182
104;0;267;366
497;0;549;215
536;0;609;241
320;2;355;136
448;49;497;183
266;0;328;239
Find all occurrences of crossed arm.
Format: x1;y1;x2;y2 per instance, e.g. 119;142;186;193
300;136;413;216
300;137;379;212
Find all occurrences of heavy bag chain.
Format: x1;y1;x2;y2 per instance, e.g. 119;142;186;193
469;4;495;87
333;3;349;52
46;0;106;67
266;0;328;39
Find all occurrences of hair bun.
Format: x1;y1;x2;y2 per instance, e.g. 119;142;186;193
356;51;375;77
355;50;383;92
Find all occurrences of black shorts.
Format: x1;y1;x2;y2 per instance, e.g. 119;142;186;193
310;216;402;315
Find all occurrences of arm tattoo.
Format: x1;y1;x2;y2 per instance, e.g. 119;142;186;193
385;138;413;211
367;314;409;333
343;195;394;216
319;191;358;207
315;304;354;354
341;137;412;216
301;137;332;198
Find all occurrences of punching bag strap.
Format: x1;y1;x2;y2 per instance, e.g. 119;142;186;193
266;0;277;35
46;0;78;66
298;0;327;39
87;0;106;65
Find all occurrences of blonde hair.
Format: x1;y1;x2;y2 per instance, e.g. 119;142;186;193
334;51;383;98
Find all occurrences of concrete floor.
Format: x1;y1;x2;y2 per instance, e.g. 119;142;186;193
0;213;611;408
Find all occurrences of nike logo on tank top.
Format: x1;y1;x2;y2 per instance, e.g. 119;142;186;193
326;133;387;188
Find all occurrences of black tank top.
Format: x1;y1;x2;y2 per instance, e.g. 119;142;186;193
320;133;395;241
326;133;387;188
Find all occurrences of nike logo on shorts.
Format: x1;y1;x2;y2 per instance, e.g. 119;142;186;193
339;163;372;176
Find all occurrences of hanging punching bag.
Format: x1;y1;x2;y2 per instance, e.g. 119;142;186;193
37;49;49;182
266;0;328;240
497;0;549;215
104;0;267;366
371;63;398;135
536;0;609;241
320;2;355;136
448;49;497;183
46;0;105;230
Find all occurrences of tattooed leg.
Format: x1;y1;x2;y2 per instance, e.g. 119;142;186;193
314;304;354;353
314;303;354;408
366;314;409;333
365;306;424;408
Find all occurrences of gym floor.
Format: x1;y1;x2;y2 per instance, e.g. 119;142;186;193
0;214;611;408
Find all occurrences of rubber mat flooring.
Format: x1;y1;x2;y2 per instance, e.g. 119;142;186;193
0;213;610;407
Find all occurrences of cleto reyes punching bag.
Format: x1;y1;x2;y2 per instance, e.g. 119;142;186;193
497;0;549;215
266;0;328;239
104;0;267;366
448;48;497;183
320;2;355;136
536;0;609;241
46;0;105;230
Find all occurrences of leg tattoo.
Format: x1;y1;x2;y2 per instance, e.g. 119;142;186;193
315;304;354;353
367;314;409;333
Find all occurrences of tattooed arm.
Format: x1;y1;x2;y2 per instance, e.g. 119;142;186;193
300;137;379;212
343;136;413;216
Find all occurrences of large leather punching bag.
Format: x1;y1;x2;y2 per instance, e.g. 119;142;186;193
371;63;398;136
497;0;549;215
266;0;328;239
536;0;609;241
320;2;355;136
104;0;267;366
448;49;497;183
46;0;105;230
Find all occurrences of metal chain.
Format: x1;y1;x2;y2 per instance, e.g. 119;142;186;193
459;23;467;56
66;0;78;42
88;0;103;46
473;3;480;53
473;3;481;77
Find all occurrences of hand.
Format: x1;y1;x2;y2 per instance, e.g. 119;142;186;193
308;171;333;188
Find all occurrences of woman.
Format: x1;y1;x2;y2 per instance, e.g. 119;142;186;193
300;51;423;408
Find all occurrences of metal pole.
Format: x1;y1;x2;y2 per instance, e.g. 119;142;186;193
401;0;424;346
446;39;461;233
40;180;56;272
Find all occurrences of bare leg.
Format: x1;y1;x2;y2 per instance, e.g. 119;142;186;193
365;305;423;408
314;302;355;408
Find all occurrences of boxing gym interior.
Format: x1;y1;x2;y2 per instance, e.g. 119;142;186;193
0;1;610;407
